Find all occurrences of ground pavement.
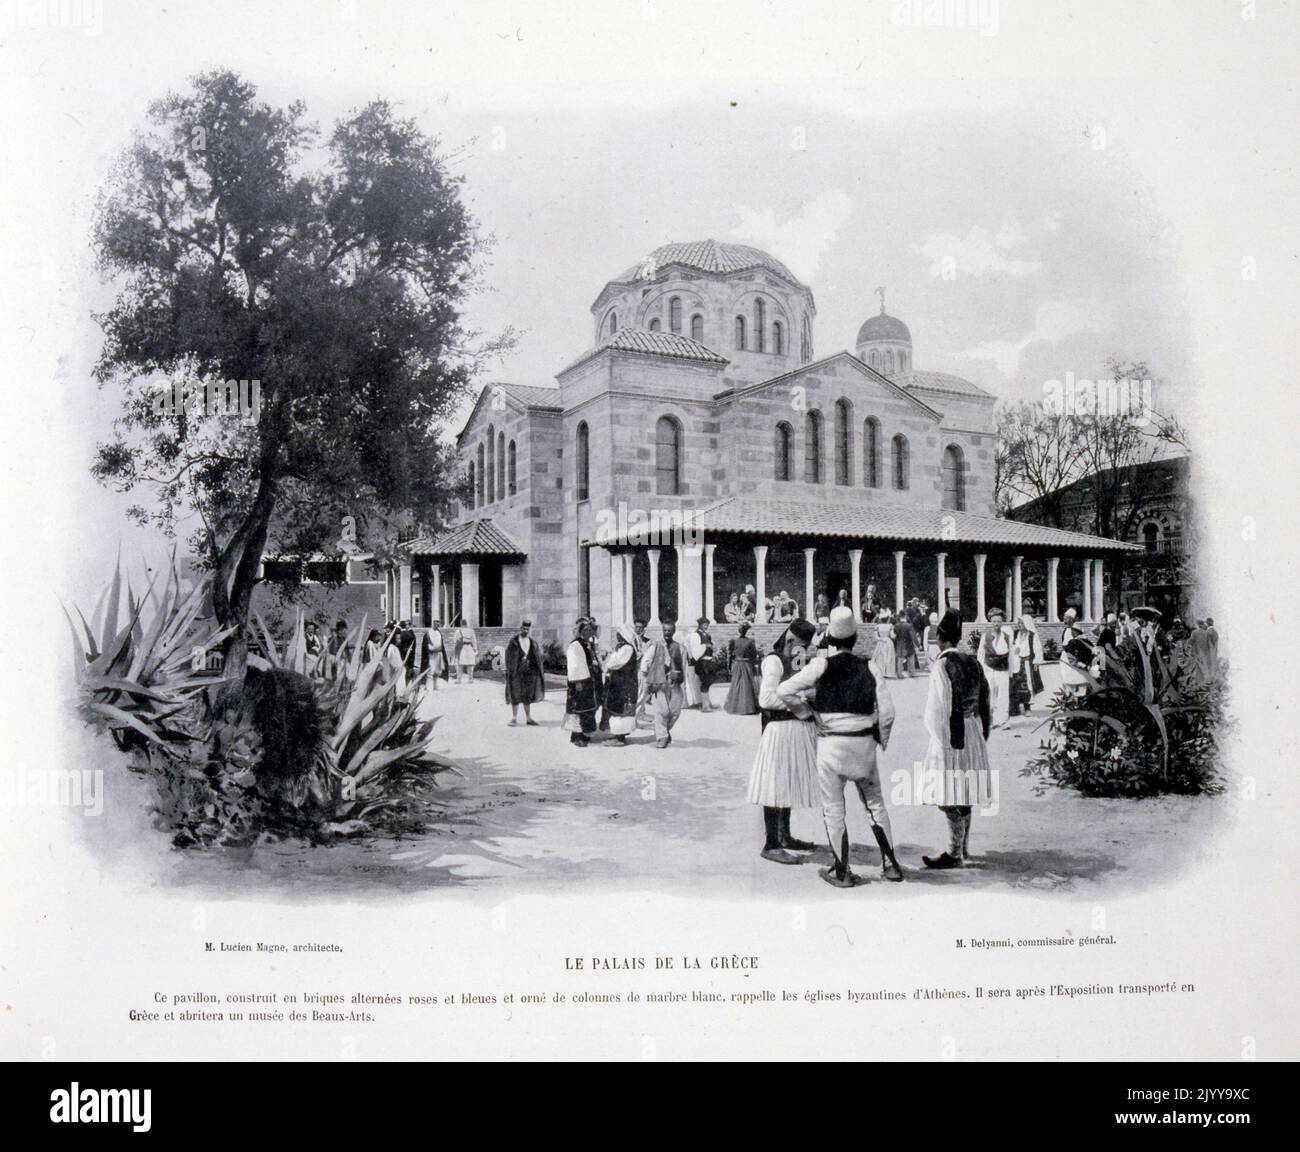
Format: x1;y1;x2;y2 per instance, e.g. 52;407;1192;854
332;669;1222;899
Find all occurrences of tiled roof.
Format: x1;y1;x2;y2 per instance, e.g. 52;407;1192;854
494;383;562;409
896;369;996;399
405;518;525;559
560;327;729;375
589;497;1139;552
611;240;800;285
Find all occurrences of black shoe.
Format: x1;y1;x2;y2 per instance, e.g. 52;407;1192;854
761;847;802;865
570;735;589;747
776;808;816;852
870;823;905;881
922;852;963;869
818;865;863;888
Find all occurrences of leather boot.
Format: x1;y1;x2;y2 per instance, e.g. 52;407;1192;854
871;823;904;882
960;810;972;860
819;831;860;887
778;808;816;852
760;807;799;865
924;808;965;869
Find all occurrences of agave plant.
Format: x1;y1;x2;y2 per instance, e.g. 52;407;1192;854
65;554;231;754
252;611;460;832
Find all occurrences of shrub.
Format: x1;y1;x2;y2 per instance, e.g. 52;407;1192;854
542;640;567;674
1023;640;1227;798
1041;638;1061;662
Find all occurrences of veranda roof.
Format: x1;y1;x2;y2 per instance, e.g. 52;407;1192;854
586;497;1140;553
404;518;526;560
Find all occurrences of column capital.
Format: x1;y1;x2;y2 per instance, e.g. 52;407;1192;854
935;551;948;560
893;549;906;559
849;547;863;559
647;547;661;562
803;546;817;557
704;541;717;554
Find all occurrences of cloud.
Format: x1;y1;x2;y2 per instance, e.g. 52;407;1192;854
917;221;1040;278
729;190;853;282
955;300;1108;376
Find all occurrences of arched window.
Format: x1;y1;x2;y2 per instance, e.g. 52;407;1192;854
899;350;909;372
468;460;476;509
892;434;910;490
869;350;879;369
498;431;506;497
576;421;590;502
475;443;485;506
1142;522;1160;553
690;313;703;342
801;315;812;362
863;418;881;488
834;399;852;485
507;440;517;496
669;296;682;334
773;320;784;355
941;444;965;511
754;299;766;352
607;311;618;335
735;315;746;351
649;317;661;332
884;350;895;374
774;421;793;482
805;410;823;484
655;416;682;495
485;427;495;502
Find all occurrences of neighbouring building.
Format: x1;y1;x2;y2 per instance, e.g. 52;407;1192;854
1010;449;1194;621
389;239;1137;645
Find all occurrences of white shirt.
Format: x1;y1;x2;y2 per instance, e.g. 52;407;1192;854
566;639;591;682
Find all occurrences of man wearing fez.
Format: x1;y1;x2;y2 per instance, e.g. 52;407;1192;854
778;606;903;887
504;619;545;726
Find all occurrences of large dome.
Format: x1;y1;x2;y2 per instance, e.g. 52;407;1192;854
612;239;801;286
856;311;912;345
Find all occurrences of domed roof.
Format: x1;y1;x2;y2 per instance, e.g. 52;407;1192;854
612;240;801;286
856;310;911;345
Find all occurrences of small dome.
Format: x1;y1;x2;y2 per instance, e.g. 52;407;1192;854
856;311;911;345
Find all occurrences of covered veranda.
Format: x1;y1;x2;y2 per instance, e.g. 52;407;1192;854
588;497;1140;639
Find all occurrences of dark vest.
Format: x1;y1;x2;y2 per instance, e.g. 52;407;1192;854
815;653;878;716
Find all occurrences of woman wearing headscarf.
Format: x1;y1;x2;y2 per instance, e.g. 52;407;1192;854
920;611;993;869
978;608;1013;727
600;624;639;745
1012;614;1044;712
454;616;478;684
747;619;820;864
724;621;759;715
871;609;897;678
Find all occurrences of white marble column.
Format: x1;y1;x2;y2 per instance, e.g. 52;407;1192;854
893;550;906;612
849;548;863;620
1094;558;1105;621
936;552;948;615
461;563;480;627
1046;557;1060;623
623;553;635;622
704;543;717;624
1082;558;1093;623
753;545;769;624
1012;555;1024;621
432;565;442;625
609;551;625;631
647;548;662;625
974;553;987;622
803;548;816;619
398;563;413;622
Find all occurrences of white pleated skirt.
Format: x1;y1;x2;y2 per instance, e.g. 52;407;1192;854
920;716;994;807
747;719;820;808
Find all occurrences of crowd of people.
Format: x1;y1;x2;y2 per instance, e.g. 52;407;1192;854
281;596;1219;892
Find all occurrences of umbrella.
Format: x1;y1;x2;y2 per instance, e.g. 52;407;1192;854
1129;606;1163;623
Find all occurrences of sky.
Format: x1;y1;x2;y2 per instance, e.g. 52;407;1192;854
3;0;1297;609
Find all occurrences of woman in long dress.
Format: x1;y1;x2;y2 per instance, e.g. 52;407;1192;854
1012;614;1044;712
724;622;759;714
922;611;941;668
600;624;639;744
747;619;820;864
422;621;447;690
871;610;897;678
920;611;994;869
454;616;478;684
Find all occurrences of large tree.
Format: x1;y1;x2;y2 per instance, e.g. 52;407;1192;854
92;70;504;673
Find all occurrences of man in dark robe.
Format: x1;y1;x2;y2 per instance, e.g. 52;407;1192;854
504;619;545;726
